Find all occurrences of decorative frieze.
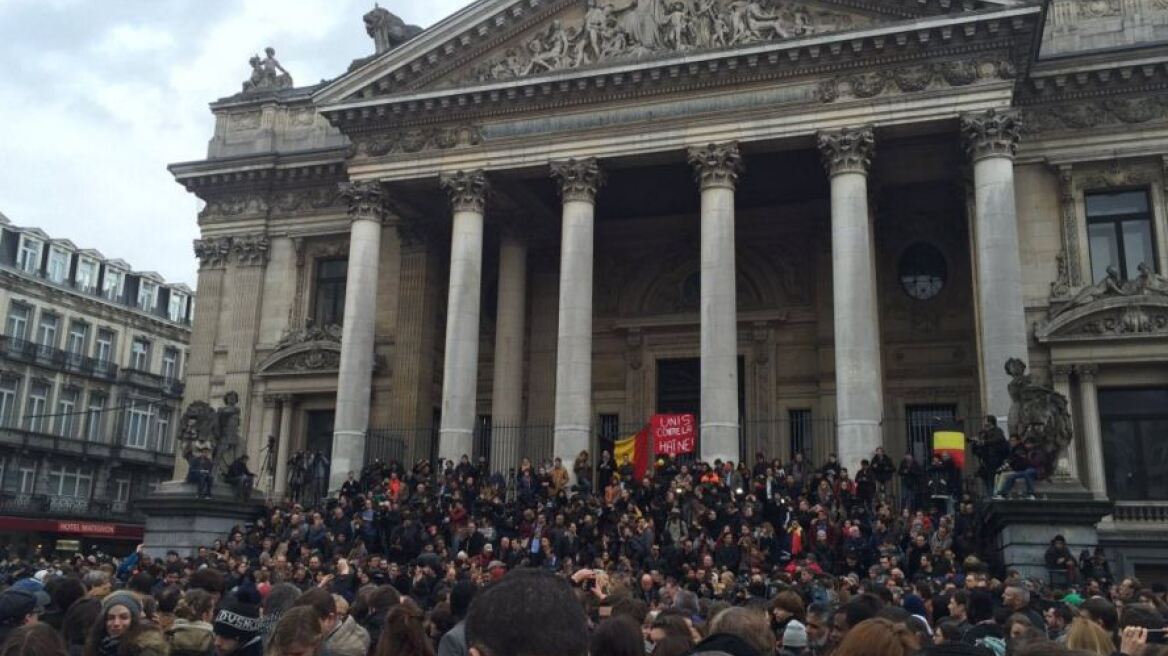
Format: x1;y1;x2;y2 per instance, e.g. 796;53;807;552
550;158;605;202
687;142;743;190
233;235;271;267
960;109;1022;161
1021;96;1168;134
339;180;392;223
351;125;484;157
271;187;345;213
817;127;874;176
439;170;490;214
199;193;269;219
193;237;232;270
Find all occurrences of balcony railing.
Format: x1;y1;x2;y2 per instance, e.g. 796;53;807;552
0;425;175;466
0;335;119;381
0;492;142;520
1112;502;1168;523
118;368;184;396
0;263;191;326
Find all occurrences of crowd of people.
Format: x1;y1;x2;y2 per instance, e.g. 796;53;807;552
0;439;1164;656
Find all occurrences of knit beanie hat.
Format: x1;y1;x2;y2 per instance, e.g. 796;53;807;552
783;619;809;648
214;600;261;642
101;591;143;621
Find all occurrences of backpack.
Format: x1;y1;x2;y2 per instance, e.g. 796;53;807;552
976;636;1007;656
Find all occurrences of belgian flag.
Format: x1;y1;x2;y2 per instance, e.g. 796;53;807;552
614;425;651;480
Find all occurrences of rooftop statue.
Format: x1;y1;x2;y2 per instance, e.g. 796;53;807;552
364;4;422;54
241;47;293;93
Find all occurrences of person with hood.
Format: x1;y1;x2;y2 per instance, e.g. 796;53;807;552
83;591;169;656
0;590;41;646
437;580;475;656
211;599;262;656
167;590;215;656
292;588;369;656
688;607;774;656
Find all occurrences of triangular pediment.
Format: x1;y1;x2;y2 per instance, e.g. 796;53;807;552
315;0;1029;106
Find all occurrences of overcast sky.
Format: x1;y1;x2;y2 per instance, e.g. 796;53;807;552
0;0;466;287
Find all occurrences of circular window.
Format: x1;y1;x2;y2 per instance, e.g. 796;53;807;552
898;243;947;301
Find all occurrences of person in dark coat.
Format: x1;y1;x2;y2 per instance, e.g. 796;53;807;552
972;416;1009;497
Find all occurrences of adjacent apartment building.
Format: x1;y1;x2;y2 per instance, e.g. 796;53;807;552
0;212;192;557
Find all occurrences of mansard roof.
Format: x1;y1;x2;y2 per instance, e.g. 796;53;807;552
314;0;1042;119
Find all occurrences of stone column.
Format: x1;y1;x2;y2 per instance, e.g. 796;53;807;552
273;395;294;498
550;158;604;467
1077;365;1108;499
961;109;1028;420
1050;365;1080;481
330;181;388;493
437;170;490;463
491;217;528;472
688;143;744;465
818;127;884;475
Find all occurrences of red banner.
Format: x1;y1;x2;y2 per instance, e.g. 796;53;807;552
652;414;696;456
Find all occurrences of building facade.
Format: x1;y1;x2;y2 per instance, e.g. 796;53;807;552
171;0;1168;577
0;213;192;556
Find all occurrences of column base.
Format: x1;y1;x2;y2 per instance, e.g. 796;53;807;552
554;425;590;467
837;419;881;474
438;428;474;464
700;423;739;466
330;429;366;493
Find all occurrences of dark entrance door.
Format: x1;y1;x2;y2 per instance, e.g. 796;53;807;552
305;410;334;486
656;357;746;461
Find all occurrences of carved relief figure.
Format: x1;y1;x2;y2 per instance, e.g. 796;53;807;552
1130;262;1168;296
474;0;857;81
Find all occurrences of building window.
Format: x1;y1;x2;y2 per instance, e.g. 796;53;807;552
0;377;19;428
47;248;70;283
788;409;813;458
130;337;151;371
85;393;106;442
905;404;958;466
898;243;947;301
102;269;123;301
17;238;41;273
1100;387;1168;501
75;258;98;293
17;466;35;494
138;280;157;312
55;388;79;438
66;321;89;355
5;303;31;340
168;292;186;322
161;347;179;380
312;258;348;327
95;328;115;363
1086;190;1157;283
114;478;131;502
125;400;153;449
48;465;92;498
35;313;59;348
157;407;172;454
25;381;51;433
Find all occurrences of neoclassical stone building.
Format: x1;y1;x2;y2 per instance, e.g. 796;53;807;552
172;0;1168;576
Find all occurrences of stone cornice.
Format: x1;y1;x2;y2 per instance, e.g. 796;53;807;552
319;6;1041;128
170;149;348;195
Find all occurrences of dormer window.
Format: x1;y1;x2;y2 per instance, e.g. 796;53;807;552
75;258;98;292
103;269;123;301
47;248;70;284
168;292;187;322
138;280;157;312
17;237;41;273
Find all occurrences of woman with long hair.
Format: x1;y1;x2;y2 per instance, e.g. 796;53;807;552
0;623;68;656
83;592;168;656
374;601;433;656
167;589;215;656
265;606;322;656
1065;618;1114;655
832;618;919;656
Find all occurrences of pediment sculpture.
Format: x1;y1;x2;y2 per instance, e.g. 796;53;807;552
1036;263;1168;342
471;0;865;82
258;323;343;375
241;47;293;94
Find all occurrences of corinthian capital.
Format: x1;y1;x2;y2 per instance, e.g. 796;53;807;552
439;170;490;213
550;158;605;203
193;237;232;270
687;142;743;190
817;127;875;176
233;234;270;267
339;180;391;223
961;109;1022;161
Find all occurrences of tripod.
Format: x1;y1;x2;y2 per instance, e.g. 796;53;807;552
260;435;276;498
